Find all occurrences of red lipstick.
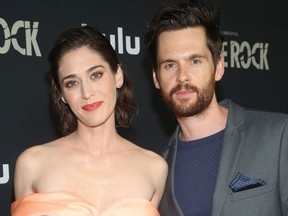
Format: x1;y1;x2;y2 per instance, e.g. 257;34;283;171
82;101;103;111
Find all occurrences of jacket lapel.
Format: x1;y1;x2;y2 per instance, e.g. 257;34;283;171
212;100;245;216
160;127;184;216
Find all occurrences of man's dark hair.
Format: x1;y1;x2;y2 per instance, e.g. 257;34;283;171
145;0;223;69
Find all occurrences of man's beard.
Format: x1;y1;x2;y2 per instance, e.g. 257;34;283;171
161;79;215;118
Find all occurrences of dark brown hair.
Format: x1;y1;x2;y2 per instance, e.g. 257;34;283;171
145;0;223;70
49;26;138;136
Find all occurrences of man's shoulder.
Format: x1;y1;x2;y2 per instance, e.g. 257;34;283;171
222;98;288;127
244;108;288;130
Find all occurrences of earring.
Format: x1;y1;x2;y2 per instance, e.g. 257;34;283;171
117;82;123;89
61;96;67;104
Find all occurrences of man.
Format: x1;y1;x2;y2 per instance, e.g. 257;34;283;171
144;0;288;215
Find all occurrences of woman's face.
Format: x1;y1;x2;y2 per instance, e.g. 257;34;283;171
58;46;123;128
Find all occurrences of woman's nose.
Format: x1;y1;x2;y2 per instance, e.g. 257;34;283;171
81;82;94;100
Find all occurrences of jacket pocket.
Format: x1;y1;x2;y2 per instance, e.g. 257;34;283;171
231;184;275;201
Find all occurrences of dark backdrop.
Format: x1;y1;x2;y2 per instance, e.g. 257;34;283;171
1;0;287;215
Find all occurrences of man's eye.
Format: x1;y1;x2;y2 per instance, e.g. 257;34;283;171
164;63;176;70
192;59;201;64
91;72;102;80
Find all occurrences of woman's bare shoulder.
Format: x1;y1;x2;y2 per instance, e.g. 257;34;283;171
126;140;167;170
144;148;167;171
16;138;65;165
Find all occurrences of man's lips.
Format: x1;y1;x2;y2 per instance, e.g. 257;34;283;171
171;84;198;96
82;101;103;111
175;89;193;95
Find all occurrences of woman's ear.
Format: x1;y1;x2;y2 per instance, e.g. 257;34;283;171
115;65;124;88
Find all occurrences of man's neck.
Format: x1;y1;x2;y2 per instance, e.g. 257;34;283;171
177;102;228;141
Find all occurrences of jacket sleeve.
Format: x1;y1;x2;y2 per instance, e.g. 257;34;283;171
279;118;288;214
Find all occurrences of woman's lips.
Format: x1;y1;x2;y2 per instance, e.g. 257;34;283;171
82;101;103;111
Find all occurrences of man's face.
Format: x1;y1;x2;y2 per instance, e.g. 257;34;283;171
153;27;223;118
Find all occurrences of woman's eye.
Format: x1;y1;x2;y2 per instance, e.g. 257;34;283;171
91;72;102;80
65;80;78;88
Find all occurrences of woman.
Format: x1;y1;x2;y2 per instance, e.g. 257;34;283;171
11;26;167;216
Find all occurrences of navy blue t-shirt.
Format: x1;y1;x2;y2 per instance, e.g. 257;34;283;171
174;130;224;216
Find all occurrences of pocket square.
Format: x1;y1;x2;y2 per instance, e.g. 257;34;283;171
229;172;266;192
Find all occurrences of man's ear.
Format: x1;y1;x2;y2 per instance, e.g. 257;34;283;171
214;55;225;81
115;65;124;88
152;69;160;89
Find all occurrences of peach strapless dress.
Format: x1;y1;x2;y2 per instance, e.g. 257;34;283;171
11;191;160;216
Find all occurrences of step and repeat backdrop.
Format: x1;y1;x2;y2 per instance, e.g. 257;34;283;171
1;0;287;214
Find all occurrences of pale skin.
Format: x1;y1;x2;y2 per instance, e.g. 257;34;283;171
153;27;228;141
14;46;168;212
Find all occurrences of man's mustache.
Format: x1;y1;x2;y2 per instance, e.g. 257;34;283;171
170;83;198;96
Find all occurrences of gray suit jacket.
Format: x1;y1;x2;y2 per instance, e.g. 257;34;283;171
159;99;288;216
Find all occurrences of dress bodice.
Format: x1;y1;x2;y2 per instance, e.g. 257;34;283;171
11;191;160;216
